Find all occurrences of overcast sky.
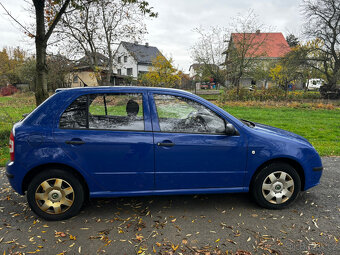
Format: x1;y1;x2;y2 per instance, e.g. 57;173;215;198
0;0;304;72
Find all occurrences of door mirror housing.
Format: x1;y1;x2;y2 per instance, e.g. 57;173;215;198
225;123;237;136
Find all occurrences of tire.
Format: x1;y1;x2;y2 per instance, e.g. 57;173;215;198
27;169;85;221
251;163;301;209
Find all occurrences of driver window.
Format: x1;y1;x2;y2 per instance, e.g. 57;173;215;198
154;94;226;134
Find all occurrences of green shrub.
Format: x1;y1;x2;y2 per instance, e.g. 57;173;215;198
220;87;322;102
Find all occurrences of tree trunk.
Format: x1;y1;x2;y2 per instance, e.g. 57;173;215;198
34;0;49;106
104;51;113;86
328;64;339;90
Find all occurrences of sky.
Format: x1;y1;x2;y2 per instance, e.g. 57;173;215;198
0;0;304;72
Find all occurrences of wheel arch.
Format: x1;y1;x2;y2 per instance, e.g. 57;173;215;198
22;163;89;199
249;157;305;191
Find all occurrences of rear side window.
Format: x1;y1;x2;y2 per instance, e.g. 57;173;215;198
59;93;144;131
88;94;144;131
59;95;87;129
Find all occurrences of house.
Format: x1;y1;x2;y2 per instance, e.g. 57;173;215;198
70;52;109;87
224;32;290;88
189;63;219;80
113;41;164;79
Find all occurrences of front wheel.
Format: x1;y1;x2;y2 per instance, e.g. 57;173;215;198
27;169;85;221
251;163;301;209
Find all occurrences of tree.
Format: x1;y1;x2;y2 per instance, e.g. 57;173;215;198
286;34;299;48
138;55;181;88
0;47;26;86
191;26;228;85
17;58;36;90
302;0;340;89
32;0;71;105
224;11;268;94
59;0;157;86
46;54;73;90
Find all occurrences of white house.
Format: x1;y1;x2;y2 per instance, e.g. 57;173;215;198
113;41;163;79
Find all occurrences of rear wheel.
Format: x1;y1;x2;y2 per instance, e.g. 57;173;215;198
251;163;301;209
27;169;85;220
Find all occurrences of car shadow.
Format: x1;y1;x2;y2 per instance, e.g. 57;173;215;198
79;193;256;218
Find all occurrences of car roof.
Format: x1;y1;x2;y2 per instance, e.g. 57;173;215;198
55;86;193;95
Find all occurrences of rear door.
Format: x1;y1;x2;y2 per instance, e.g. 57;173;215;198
53;92;154;192
150;92;247;190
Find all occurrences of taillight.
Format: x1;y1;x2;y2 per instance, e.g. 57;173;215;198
9;131;14;161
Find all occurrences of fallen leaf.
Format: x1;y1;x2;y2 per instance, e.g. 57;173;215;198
171;244;179;251
227;239;237;245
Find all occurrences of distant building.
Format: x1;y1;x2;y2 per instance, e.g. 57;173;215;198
224;32;290;88
189;63;219;80
70;53;109;87
114;41;164;79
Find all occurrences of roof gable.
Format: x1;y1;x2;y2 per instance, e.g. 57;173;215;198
121;41;163;65
230;32;290;58
75;52;109;68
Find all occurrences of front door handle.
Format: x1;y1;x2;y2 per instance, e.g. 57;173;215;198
157;142;175;147
65;140;85;145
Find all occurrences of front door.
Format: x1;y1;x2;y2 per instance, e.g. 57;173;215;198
53;92;154;192
150;93;247;190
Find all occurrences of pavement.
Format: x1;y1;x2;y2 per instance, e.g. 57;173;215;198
0;157;339;255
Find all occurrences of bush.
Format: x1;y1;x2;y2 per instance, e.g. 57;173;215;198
220;87;321;102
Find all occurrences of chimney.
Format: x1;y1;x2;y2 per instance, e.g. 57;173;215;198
145;42;149;47
256;30;261;34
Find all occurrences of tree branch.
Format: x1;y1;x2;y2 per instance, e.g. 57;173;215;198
45;0;71;42
0;1;35;37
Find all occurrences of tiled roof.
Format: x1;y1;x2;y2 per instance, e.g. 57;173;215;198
231;32;290;58
75;52;109;67
121;41;163;65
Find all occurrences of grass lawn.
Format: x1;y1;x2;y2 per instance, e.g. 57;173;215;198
0;93;339;166
222;106;340;157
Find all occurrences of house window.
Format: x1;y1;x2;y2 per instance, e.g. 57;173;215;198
124;56;127;63
127;68;133;76
73;75;79;83
118;56;121;63
117;69;121;75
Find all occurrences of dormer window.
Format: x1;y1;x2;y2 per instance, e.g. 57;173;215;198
124;56;127;63
118;56;121;63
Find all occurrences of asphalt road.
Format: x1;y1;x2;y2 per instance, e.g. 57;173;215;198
0;157;339;255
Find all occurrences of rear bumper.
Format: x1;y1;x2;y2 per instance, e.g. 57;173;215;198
6;161;24;195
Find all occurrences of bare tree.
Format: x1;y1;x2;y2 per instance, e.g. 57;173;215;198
191;26;228;85
59;0;157;86
224;10;269;94
302;0;340;89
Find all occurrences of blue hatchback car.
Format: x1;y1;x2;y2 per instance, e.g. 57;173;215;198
6;87;323;220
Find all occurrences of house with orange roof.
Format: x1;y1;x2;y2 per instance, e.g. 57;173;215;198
224;31;291;88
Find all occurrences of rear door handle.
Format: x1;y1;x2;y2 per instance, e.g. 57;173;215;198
157;142;175;147
65;140;85;145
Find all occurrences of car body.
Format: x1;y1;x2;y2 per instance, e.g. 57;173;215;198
6;86;323;220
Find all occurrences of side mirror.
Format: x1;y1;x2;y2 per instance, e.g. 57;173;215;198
225;123;236;136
